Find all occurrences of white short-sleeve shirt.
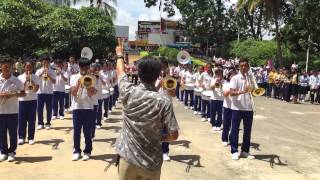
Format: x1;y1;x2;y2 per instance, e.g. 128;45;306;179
70;73;94;110
18;73;40;101
184;71;194;90
230;73;253;111
101;70;113;90
0;75;24;114
35;68;56;94
210;78;224;101
223;82;232;108
53;70;68;92
201;72;213;98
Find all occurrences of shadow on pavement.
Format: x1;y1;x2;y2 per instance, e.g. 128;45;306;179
105;118;121;123
94;138;117;146
170;140;191;149
91;154;118;172
111;111;122;116
52;127;73;134
15;156;53;164
35;139;64;150
170;155;204;172
239;142;261;151
254;154;288;168
100;126;121;133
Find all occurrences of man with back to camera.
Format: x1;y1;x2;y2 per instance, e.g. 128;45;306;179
114;40;179;180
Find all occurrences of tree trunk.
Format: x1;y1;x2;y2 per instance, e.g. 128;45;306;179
244;8;257;39
257;4;264;40
274;13;282;67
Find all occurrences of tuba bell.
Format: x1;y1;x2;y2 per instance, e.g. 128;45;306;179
248;72;265;97
177;51;191;65
81;47;93;60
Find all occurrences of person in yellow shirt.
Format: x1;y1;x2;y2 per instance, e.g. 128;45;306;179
268;68;276;97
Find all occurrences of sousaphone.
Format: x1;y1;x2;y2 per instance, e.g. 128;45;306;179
177;51;191;65
81;47;93;60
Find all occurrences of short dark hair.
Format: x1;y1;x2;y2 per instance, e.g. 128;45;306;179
40;55;50;61
78;58;91;67
137;57;161;84
239;58;249;65
54;59;64;64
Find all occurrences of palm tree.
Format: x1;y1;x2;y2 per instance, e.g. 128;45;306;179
237;0;293;66
44;0;117;20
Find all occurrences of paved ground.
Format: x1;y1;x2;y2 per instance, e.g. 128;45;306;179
0;97;319;180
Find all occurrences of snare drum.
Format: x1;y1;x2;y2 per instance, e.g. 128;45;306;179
102;89;110;99
110;87;114;95
65;85;71;93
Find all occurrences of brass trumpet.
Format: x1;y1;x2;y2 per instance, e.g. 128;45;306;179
76;75;96;100
26;71;34;91
43;68;49;81
163;77;177;90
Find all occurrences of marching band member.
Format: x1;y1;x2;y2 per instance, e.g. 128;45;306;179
221;69;236;146
193;66;204;115
210;68;224;131
111;63;118;108
291;68;299;104
155;60;176;161
179;65;186;103
0;58;25;162
90;63;104;140
35;56;56;130
173;64;181;100
229;59;255;160
18;61;40;146
309;71;319;104
68;55;80;75
131;62;139;85
273;70;281;99
100;62;111;120
63;61;71;111
70;58;97;161
298;70;309;102
52;59;68;120
184;64;195;109
200;64;213;122
283;70;291;102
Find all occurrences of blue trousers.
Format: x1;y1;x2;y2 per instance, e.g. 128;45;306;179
210;100;223;127
176;82;180;99
180;90;185;102
194;95;202;112
53;91;65;117
109;95;113;111
162;142;169;154
113;85;119;106
184;90;194;107
37;94;53;125
97;100;103;125
64;92;70;109
201;100;210;118
230;110;253;154
104;97;110;117
0;114;18;155
92;105;98;138
18;100;37;140
222;107;232;143
73;109;94;154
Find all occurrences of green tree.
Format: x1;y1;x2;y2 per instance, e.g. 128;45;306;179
237;0;294;65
